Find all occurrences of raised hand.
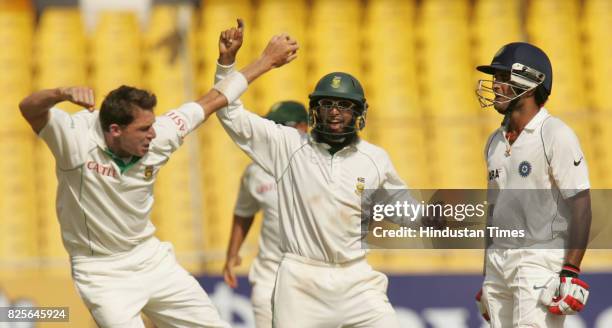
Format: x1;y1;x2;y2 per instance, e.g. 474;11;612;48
219;18;245;65
260;33;299;69
59;86;95;111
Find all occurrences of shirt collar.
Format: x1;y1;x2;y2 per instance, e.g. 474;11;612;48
522;107;550;132
91;116;141;173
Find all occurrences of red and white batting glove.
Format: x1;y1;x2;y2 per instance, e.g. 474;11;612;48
540;264;590;315
475;288;490;322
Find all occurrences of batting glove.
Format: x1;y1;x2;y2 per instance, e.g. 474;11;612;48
475;288;490;322
541;264;590;315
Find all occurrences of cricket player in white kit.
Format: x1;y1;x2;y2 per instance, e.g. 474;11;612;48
213;21;406;328
18;30;298;328
223;101;308;328
474;42;592;327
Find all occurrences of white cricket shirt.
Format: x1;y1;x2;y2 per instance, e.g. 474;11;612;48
216;64;409;264
485;108;590;249
39;102;205;257
234;163;282;283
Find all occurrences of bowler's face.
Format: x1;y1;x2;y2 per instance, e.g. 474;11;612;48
117;109;156;157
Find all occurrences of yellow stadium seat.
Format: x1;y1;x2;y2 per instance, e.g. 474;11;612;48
34;140;65;260
472;0;521;86
311;0;360;19
416;0;475;119
34;9;87;105
90;11;143;98
0;134;38;262
526;0;586;113
426;118;485;188
38;6;83;31
583;0;612;113
366;0;415;22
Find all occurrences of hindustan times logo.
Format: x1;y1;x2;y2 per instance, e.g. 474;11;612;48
372;201;487;222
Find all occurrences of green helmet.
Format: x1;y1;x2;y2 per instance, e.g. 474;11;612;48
308;72;367;110
308;72;368;137
265;101;307;126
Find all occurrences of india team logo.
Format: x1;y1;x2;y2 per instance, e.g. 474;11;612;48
518;161;531;177
355;177;365;195
144;165;154;180
331;76;342;89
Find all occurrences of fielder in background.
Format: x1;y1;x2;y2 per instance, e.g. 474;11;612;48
213;19;413;328
18;31;297;327
223;101;308;328
475;42;592;327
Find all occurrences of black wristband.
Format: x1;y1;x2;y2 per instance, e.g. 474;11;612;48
560;263;580;278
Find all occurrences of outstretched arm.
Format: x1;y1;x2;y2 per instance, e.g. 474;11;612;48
196;19;298;118
212;19;301;177
19;87;95;133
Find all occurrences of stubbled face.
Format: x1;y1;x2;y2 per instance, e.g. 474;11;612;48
492;71;518;114
114;108;156;157
316;97;356;134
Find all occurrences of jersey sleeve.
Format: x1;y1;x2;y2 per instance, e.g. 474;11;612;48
214;62;300;177
374;150;420;226
38;108;92;170
233;165;261;217
544;120;590;199
152;102;205;156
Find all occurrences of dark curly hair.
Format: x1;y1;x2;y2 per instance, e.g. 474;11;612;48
100;85;157;132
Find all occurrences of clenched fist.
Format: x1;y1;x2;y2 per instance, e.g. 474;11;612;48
260;33;299;69
219;18;245;65
59;86;95;111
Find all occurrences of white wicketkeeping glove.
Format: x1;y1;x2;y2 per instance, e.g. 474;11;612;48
539;264;590;315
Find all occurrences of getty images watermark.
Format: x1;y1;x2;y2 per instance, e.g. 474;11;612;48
362;189;612;250
367;198;524;240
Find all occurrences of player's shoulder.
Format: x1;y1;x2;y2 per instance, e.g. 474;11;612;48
280;125;308;144
540;114;578;142
354;139;392;167
52;107;98;130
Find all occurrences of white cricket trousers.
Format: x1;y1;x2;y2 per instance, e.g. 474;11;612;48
483;248;565;328
71;237;229;328
272;253;399;328
251;280;274;328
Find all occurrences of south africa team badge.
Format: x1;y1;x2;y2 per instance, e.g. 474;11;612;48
331;76;342;89
518;161;531;177
355;177;365;195
144;165;154;180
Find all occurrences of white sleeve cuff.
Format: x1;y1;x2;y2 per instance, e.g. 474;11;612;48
214;71;248;104
216;61;235;71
